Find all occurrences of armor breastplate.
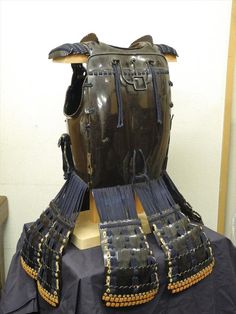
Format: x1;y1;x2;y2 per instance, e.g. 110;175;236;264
60;36;173;188
20;35;214;309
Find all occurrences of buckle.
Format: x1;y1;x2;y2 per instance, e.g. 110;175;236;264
133;76;147;91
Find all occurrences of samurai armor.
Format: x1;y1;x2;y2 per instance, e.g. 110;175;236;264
20;33;214;308
49;34;175;188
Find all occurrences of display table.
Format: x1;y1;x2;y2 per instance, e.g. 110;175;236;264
1;224;236;314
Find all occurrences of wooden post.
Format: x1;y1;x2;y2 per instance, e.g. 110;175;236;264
90;192;100;223
217;0;236;234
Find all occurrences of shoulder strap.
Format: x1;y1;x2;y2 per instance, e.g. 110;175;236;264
80;32;99;43
129;35;153;48
130;35;178;57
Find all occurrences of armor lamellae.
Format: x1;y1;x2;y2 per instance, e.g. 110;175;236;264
20;33;214;308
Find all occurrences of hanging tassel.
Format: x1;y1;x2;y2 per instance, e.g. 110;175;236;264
162;171;203;224
148;60;162;124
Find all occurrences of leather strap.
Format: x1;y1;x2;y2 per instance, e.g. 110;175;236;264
58;134;75;179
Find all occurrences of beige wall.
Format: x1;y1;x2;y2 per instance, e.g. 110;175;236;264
0;0;232;273
225;65;236;243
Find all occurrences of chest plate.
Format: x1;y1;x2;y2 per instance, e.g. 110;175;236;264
62;40;173;188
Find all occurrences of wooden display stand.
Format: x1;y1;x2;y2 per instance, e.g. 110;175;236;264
52;53;176;249
71;193;151;249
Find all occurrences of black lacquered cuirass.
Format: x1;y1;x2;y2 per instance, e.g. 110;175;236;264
20;34;214;309
62;37;173;188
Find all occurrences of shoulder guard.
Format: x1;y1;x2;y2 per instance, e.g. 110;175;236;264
156;44;178;57
48;42;90;59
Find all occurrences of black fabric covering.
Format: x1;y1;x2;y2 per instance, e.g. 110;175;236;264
1;224;236;314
